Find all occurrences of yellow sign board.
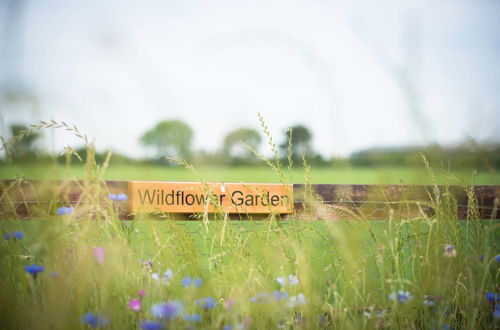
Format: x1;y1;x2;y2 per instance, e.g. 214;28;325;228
128;181;293;214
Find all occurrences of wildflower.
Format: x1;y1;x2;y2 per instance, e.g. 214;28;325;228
116;193;128;201
496;255;500;264
138;290;146;298
250;293;269;304
273;290;289;300
196;296;217;309
152;269;173;285
183;314;201;322
276;274;299;286
140;321;163;330
4;231;24;240
223;326;232;330
182;276;202;288
493;303;500;319
486;292;500;303
93;247;105;264
287;293;306;307
56;206;73;215
129;299;141;312
141;259;153;272
423;295;442;307
151;301;183;319
288;274;299;285
108;194;117;201
389;290;413;304
224;297;235;310
25;264;44;279
81;312;108;328
443;244;457;258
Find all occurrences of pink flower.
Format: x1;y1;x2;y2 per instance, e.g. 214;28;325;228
93;247;105;264
129;299;141;312
138;290;146;298
224;297;235;310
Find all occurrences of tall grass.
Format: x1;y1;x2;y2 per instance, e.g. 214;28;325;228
0;118;499;329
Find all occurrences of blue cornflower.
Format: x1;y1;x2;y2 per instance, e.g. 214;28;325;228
250;293;269;304
486;292;500;303
493;303;500;319
151;301;183;319
140;321;164;330
183;314;201;322
25;264;44;279
108;194;117;201
274;290;289;300
81;312;108;328
196;296;217;309
56;206;73;215
4;231;23;240
388;290;413;304
182;276;202;288
496;255;500;264
223;326;232;330
116;193;128;201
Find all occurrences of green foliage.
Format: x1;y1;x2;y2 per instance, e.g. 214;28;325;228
7;124;41;159
279;125;313;163
223;128;261;165
141;120;193;161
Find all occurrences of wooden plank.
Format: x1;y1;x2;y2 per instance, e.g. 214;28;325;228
0;180;498;220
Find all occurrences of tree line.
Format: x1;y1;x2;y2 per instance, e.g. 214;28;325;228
3;120;500;169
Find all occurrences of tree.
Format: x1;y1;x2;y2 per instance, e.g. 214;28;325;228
223;128;261;164
140;120;193;161
280;125;313;163
9;123;41;158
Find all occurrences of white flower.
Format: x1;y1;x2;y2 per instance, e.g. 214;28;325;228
287;293;306;307
276;277;286;286
152;269;173;285
443;244;457;258
288;274;299;285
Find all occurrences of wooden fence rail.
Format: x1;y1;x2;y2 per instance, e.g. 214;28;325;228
0;180;498;220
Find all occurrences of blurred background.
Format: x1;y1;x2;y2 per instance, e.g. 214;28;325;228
0;0;499;180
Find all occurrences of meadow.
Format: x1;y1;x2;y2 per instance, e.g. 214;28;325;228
0;122;499;329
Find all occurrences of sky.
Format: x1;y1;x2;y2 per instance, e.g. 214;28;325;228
0;0;499;158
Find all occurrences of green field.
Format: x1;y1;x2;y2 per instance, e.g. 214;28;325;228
0;163;498;185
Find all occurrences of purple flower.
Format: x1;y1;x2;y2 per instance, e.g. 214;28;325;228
129;299;141;312
151;301;183;319
493;303;500;319
56;206;73;215
140;321;163;330
182;276;203;288
108;194;117;201
197;296;217;309
116;193;128;201
25;264;44;279
93;247;105;264
4;231;23;240
250;293;269;304
389;290;413;304
81;312;108;328
274;290;289;300
183;314;201;322
486;292;500;303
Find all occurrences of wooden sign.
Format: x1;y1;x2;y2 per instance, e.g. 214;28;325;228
128;181;294;214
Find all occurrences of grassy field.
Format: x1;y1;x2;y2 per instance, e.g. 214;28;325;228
1;157;499;329
0;163;498;185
